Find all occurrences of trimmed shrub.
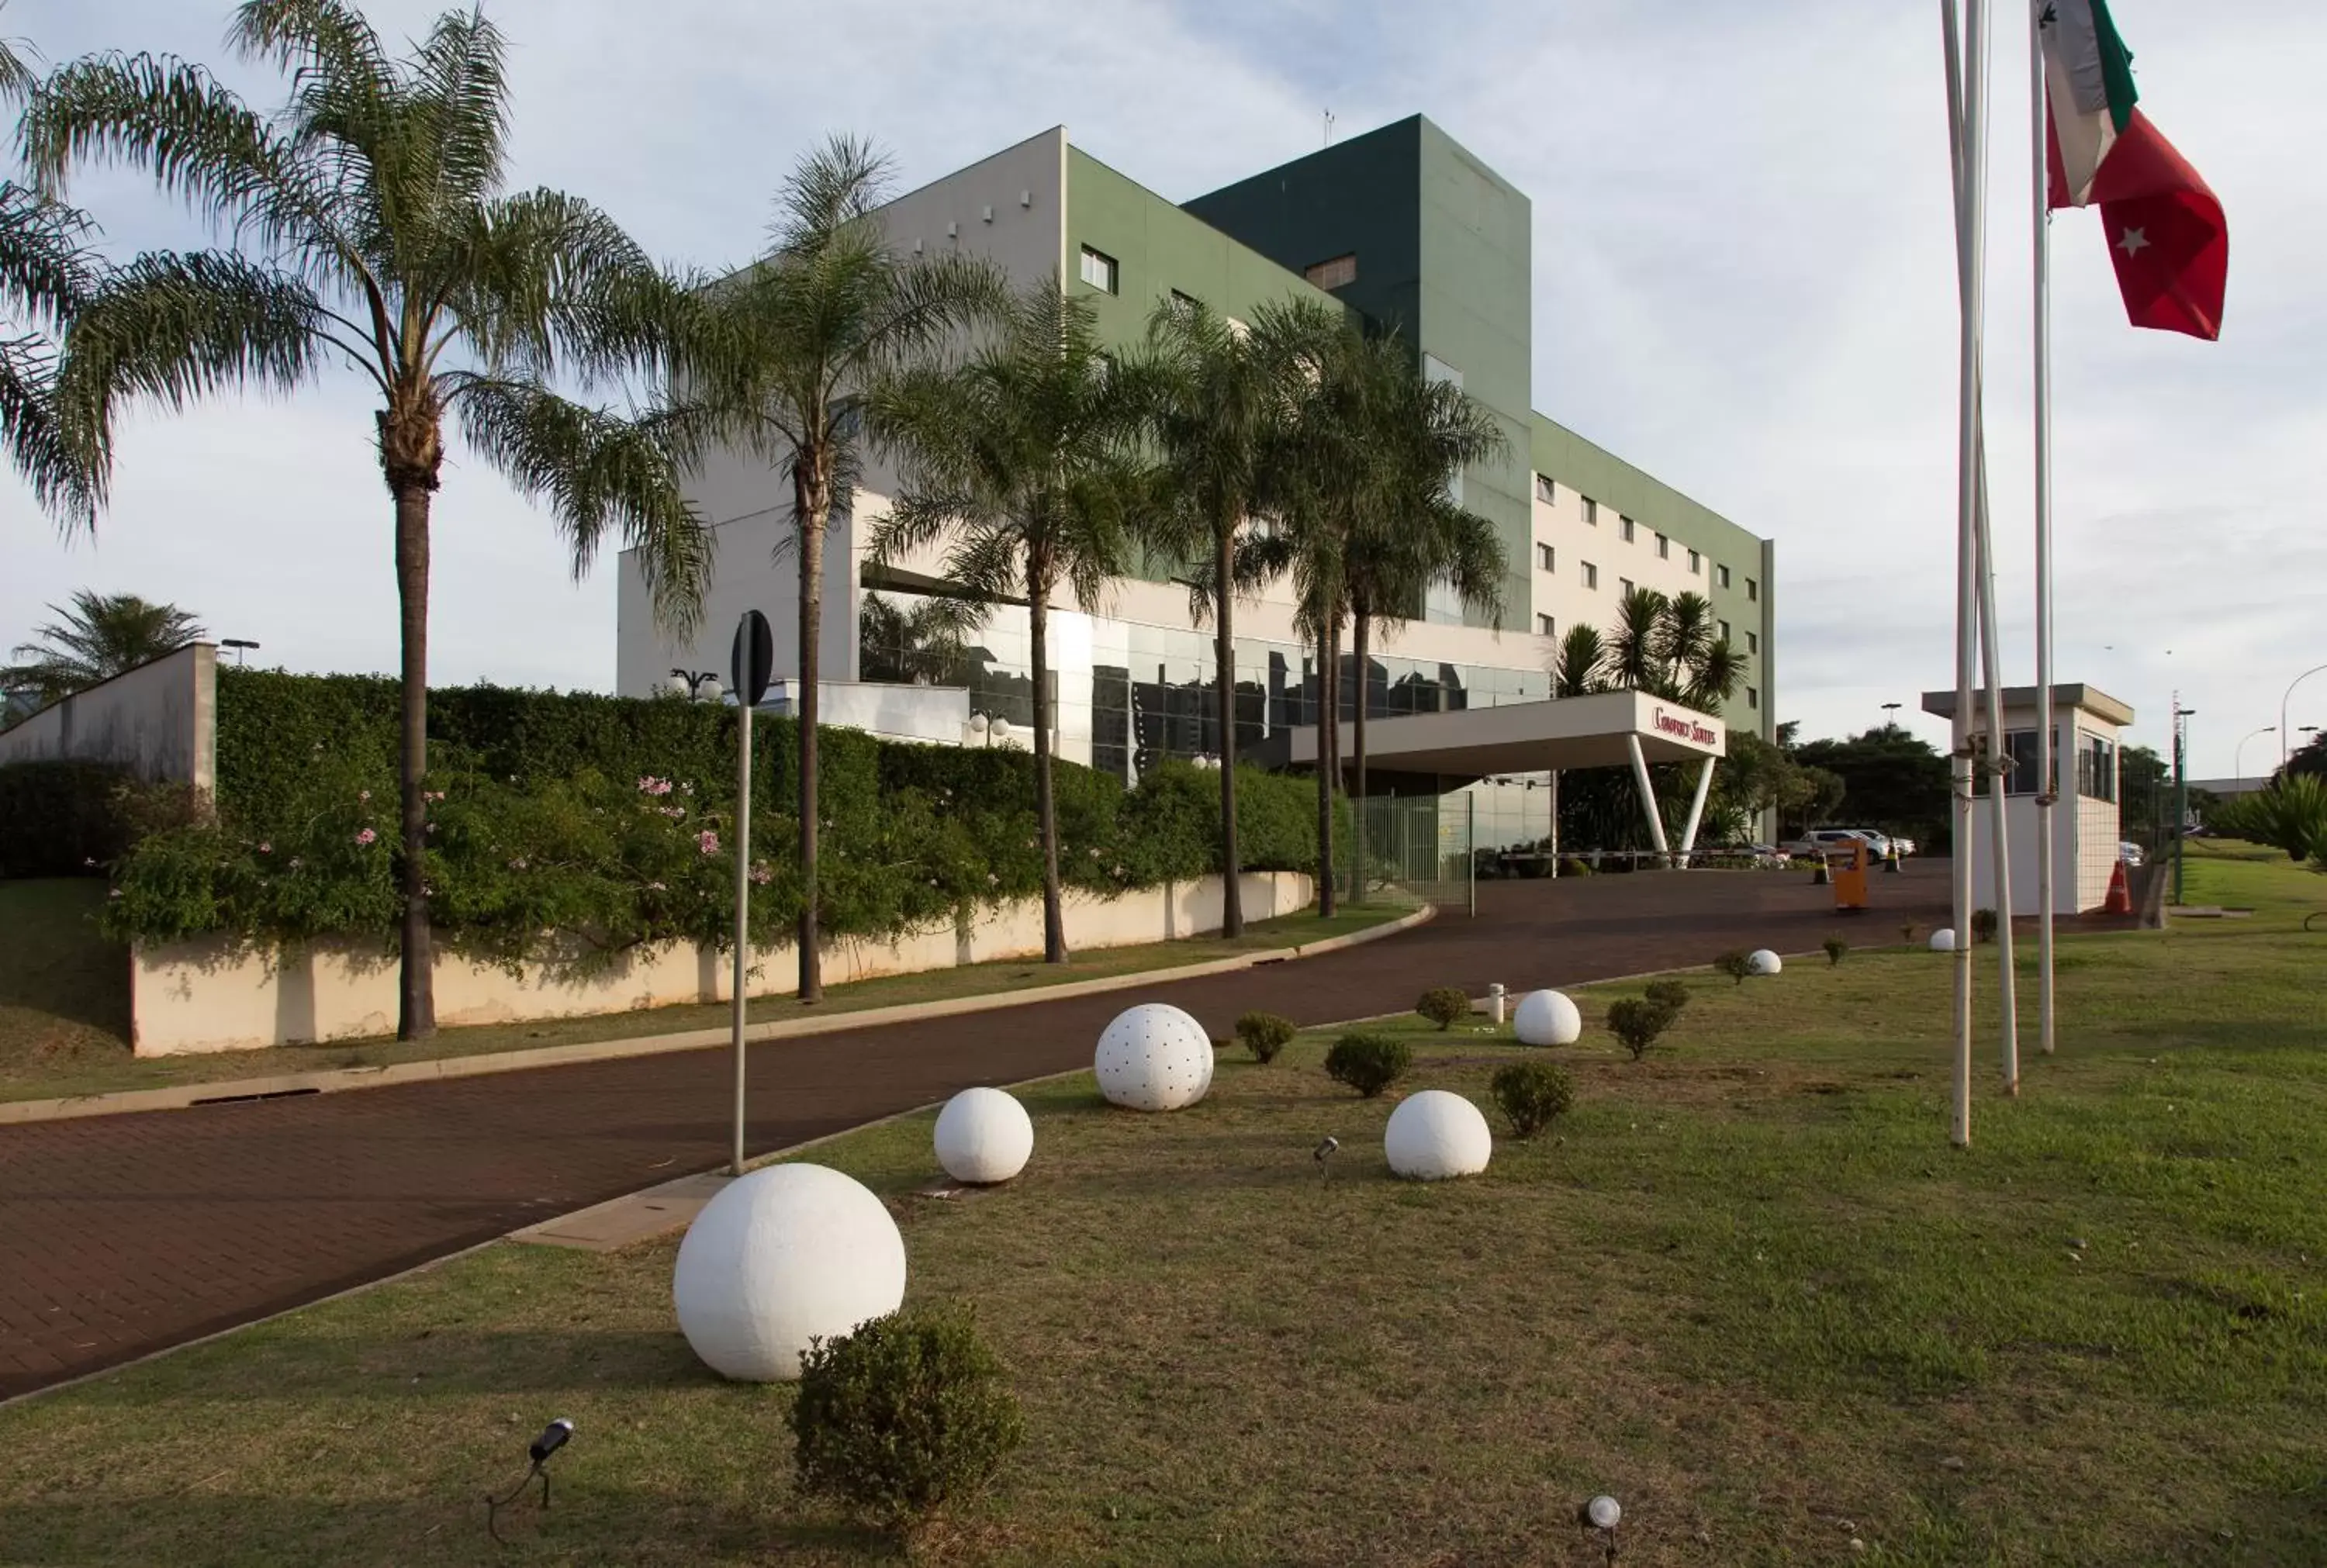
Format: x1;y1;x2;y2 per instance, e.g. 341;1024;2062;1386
1609;996;1678;1060
1236;1011;1295;1064
1416;986;1471;1031
1823;936;1849;966
1490;1059;1575;1138
1971;908;1999;944
1642;978;1691;1015
102;669;1329;959
792;1302;1024;1531
1323;1032;1411;1098
1713;949;1755;987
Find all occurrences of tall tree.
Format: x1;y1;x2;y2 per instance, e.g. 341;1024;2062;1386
1340;333;1506;896
26;1;709;1038
1141;297;1278;935
1551;622;1610;698
0;33;99;522
869;283;1148;962
668;136;1000;1002
2;589;204;707
1603;585;1743;710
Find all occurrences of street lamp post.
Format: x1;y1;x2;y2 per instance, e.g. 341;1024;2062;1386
220;637;260;667
2235;726;2277;791
1881;701;1903;730
2282;662;2327;769
2172;700;2195;907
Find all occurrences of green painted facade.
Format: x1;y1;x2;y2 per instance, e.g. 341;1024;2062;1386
1054;116;1773;741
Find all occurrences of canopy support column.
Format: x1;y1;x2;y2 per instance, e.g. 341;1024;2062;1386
1677;755;1717;865
1625;734;1672;862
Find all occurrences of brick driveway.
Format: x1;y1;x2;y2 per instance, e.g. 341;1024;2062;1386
0;862;1954;1400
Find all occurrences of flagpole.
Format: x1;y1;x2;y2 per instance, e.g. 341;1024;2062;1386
1941;0;1989;1148
2031;0;2059;1057
1974;440;2020;1093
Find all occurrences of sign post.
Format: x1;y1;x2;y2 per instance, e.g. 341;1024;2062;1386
728;610;774;1177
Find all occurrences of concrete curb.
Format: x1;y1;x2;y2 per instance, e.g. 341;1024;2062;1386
0;905;1435;1127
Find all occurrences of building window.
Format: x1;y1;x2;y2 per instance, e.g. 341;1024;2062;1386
2076;730;2117;803
1746;630;1759;654
2003;728;2053;796
1079;245;1118;294
1717;563;1732;589
1535;474;1555;504
1582;561;1599;589
1746;686;1759;710
1688;549;1702;575
1305;252;1357;290
1620;516;1636;542
1718;619;1731;642
1537;543;1555;572
1582;498;1599;526
1746;577;1759;602
1169;288;1201;313
1537;613;1555;637
1656;533;1669;559
1620;577;1635;596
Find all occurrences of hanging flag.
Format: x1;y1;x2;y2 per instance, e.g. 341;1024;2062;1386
2036;0;2140;207
2038;2;2227;340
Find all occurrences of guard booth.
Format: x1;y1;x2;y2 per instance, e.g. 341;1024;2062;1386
1920;683;2135;914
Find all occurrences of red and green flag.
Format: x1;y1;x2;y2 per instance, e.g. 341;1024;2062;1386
2038;0;2228;340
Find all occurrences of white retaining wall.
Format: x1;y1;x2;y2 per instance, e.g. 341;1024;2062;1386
131;870;1311;1055
0;642;215;789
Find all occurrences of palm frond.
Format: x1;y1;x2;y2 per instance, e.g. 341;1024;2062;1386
404;5;509;216
0;34;36;106
0;337;94;527
1551;623;1610;698
0;181;98;333
773;133;891;254
2;589;206;704
57;250;323;484
445;187;670;382
456;375;711;637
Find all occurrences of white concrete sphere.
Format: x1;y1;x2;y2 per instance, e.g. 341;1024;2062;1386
1384;1090;1493;1181
1094;1002;1215;1111
1930;927;1959;952
933;1086;1033;1184
1513;988;1582;1047
672;1163;905;1383
1748;948;1783;976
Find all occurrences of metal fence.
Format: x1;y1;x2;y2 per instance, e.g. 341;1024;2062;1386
1343;791;1475;916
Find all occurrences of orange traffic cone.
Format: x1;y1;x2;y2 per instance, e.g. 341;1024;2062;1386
2103;858;2132;915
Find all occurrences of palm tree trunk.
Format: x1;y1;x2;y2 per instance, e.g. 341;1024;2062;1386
1352;598;1370;907
1214;527;1241;938
796;461;825;1003
392;482;435;1040
1029;559;1067;963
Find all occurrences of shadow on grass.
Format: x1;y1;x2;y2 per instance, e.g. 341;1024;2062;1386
0;879;132;1042
0;1487;894;1568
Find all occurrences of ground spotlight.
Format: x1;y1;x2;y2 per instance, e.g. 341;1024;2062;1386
486;1417;574;1545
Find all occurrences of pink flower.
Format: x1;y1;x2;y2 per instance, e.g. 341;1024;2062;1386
358;789;371;803
696;830;720;855
289;856;303;869
355;827;377;846
257;842;271;854
749;862;773;886
637;775;674;797
508;856;528;871
647;880;667;892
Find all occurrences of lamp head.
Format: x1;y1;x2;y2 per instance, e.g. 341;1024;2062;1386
530;1418;574;1466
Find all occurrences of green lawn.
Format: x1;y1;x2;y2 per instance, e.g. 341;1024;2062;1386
0;881;1404;1103
2;854;2322;1565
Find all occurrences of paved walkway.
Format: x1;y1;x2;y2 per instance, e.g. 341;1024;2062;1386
0;863;1955;1399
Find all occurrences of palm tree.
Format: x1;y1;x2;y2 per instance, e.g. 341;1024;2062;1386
1139;297;1278;936
869;283;1149;963
1551;623;1610;698
1339;333;1506;893
25;2;709;1038
0;32;99;523
2;589;205;708
667;136;1001;1002
1601;585;1743;710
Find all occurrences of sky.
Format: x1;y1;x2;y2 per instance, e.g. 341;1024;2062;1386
4;0;2320;777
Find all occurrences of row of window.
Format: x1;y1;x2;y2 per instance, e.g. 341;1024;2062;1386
1535;475;1756;600
1997;727;2118;803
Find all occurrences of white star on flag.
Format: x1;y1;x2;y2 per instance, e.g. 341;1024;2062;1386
2116;226;2150;257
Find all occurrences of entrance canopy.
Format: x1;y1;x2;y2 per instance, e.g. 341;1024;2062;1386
1274;689;1726;778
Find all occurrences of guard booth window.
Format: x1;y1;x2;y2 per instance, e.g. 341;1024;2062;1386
2076;730;2117;802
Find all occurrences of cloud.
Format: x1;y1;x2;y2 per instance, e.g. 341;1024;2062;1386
5;0;2318;772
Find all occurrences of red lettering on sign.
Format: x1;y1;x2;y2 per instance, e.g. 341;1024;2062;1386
1651;707;1719;747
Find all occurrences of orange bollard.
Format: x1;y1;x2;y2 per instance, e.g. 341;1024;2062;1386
2103;858;2132;915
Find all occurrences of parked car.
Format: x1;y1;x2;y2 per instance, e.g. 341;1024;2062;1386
1833;827;1895;861
1889;834;1918;858
1698;842;1793;869
1786;828;1881;861
2119;841;2145;868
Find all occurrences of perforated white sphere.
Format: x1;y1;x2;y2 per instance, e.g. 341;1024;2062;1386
1930;927;1959;952
1748;948;1783;976
1094;1002;1215;1110
672;1163;905;1382
933;1086;1033;1184
1384;1090;1493;1180
1513;988;1582;1047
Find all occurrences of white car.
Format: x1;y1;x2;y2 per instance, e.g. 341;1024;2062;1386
2119;841;2145;868
1786;828;1881;861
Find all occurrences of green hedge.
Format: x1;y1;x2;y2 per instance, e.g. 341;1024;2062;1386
104;672;1326;962
0;759;207;879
